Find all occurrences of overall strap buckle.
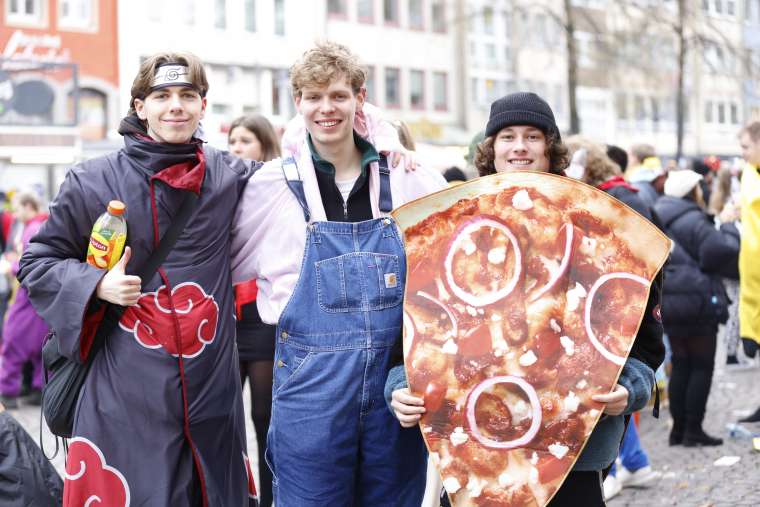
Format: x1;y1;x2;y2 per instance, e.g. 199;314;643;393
281;156;311;223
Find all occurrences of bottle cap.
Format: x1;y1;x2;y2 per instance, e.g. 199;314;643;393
107;200;126;216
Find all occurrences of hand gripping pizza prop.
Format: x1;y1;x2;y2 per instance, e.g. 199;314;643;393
392;171;670;506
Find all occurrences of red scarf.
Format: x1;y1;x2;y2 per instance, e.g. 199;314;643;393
597;175;639;193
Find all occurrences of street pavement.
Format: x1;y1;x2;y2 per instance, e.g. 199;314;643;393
608;361;760;507
6;361;759;506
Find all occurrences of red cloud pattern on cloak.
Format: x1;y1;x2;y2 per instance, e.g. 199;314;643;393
119;282;219;358
63;437;130;507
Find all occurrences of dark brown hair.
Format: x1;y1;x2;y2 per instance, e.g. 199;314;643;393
128;52;209;115
228;114;282;162
474;131;569;177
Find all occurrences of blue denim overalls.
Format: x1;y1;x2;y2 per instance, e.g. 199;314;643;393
267;157;427;506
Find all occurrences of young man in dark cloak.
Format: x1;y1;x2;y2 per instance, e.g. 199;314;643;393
19;52;258;506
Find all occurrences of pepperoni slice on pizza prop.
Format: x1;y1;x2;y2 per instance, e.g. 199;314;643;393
392;171;671;507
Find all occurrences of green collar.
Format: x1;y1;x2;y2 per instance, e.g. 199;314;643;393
307;132;380;177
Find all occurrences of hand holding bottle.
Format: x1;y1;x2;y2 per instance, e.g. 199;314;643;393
96;246;141;306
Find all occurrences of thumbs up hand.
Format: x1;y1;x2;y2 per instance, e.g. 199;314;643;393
95;246;142;306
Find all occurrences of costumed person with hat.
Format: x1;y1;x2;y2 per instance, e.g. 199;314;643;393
389;92;664;506
18;52;258;505
655;170;740;446
735;122;760;422
230;41;446;506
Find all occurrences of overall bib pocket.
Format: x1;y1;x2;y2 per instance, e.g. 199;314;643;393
315;252;402;313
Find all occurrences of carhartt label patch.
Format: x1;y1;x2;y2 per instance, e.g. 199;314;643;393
384;273;397;288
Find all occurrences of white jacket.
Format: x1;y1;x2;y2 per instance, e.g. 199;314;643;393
230;137;446;325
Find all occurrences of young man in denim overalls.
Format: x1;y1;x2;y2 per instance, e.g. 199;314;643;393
231;41;447;506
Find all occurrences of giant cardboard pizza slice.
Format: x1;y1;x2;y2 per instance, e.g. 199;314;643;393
392;171;671;507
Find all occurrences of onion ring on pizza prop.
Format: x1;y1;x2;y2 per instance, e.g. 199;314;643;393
402;310;416;359
415;290;458;341
444;216;522;307
529;221;574;302
584;272;649;365
466;376;542;449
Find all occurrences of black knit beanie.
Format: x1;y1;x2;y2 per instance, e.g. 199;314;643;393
485;92;560;140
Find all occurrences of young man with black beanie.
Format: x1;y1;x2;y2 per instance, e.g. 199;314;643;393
390;91;664;507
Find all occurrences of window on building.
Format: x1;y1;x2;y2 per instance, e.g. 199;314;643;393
327;0;347;18
615;93;628;120
79;88;107;140
534;14;547;47
727;0;735;15
384;0;399;25
183;0;195;25
7;0;44;24
385;67;400;108
211;103;232;116
635;95;646;120
750;0;760;23
471;78;480;104
272;69;291;116
433;72;447;111
485;79;499;103
358;0;374;22
214;0;226;28
714;0;723;13
244;0;256;31
731;102;739;123
485;43;496;64
503;9;512;38
701;0;709;11
431;1;446;32
274;0;285;35
705;101;713;122
409;0;423;29
410;70;425;109
717;102;726;123
483;6;494;34
365;66;376;102
651;97;660;129
58;0;95;29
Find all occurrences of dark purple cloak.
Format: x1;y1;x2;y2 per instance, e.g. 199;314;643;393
18;137;257;506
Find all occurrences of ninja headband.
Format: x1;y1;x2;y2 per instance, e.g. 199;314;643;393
151;62;198;92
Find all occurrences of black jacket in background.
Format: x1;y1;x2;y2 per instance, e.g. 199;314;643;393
0;411;63;505
601;186;665;373
655;196;740;337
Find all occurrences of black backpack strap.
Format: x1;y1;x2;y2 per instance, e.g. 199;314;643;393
378;155;393;213
280;156;311;222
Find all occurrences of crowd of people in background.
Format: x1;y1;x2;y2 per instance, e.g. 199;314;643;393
0;41;759;507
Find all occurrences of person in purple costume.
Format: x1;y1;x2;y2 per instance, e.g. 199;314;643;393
0;191;49;409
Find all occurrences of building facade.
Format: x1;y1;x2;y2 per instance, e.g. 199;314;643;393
1;0;119;197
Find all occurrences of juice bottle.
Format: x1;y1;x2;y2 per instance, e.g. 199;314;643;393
86;200;127;270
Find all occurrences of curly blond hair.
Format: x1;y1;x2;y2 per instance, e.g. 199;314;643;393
290;41;367;98
564;136;623;187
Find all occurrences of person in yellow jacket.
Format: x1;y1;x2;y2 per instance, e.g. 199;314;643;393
737;122;760;423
